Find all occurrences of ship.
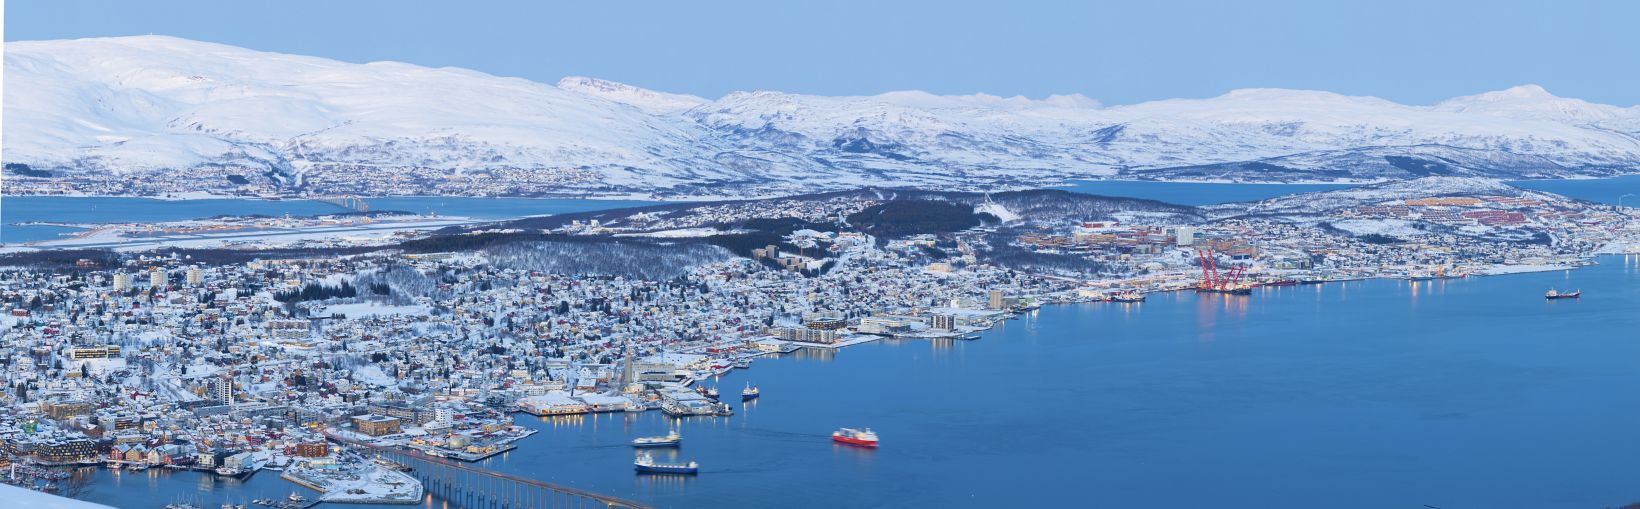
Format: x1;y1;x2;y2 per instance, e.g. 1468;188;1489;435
733;358;752;369
741;383;760;401
1262;279;1298;287
1545;289;1581;299
632;432;682;448
705;386;719;399
1110;291;1146;302
634;452;698;475
1197;285;1253;295
832;427;879;448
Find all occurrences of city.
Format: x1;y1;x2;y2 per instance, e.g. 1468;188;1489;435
6;2;1640;508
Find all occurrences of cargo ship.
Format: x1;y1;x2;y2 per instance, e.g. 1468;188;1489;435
632;432;682;448
832;427;879;448
634;452;698;475
1262;279;1298;287
741;383;760;401
1545;289;1581;299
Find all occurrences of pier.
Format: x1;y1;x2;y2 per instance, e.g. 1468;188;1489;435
326;433;649;509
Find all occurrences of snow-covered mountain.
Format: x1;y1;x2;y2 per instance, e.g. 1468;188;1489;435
6;35;1640;197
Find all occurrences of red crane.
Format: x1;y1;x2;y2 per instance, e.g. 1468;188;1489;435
1196;249;1248;293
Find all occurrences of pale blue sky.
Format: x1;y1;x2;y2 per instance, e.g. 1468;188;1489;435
6;0;1636;105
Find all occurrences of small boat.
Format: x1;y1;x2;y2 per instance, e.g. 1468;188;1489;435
1545;289;1581;299
702;386;719;399
832;427;879;448
634;452;698;475
733;359;752;369
741;383;760;401
632;432;682;448
287;492;306;503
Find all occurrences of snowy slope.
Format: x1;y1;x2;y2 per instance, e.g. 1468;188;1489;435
7;35;1640;197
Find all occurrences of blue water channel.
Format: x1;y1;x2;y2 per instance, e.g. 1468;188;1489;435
0;196;658;243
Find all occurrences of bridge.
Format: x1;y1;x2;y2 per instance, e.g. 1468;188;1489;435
314;195;370;212
326;432;651;509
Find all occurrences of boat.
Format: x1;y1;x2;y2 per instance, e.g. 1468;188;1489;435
634;452;698;475
1545;289;1581;299
1263;279;1299;287
832;427;879;448
705;386;719;399
287;492;307;503
741;383;760;401
215;466;242;476
1110;291;1145;302
733;358;752;369
632;432;682;448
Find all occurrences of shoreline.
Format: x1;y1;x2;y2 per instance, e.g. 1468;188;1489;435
13;172;1640;203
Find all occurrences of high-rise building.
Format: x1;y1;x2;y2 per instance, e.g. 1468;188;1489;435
149;268;166;289
987;289;1005;310
186;267;203;286
1175;226;1198;246
931;314;957;332
112;273;131;291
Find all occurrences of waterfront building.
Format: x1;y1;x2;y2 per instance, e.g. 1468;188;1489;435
293;442;329;457
931;313;956;332
352;414;403;436
35;438;98;464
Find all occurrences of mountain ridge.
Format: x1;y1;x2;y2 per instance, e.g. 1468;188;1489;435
6;35;1640;198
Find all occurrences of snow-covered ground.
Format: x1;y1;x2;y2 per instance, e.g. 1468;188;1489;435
320;302;431;318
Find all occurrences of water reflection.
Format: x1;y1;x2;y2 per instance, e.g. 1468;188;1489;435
788;347;836;361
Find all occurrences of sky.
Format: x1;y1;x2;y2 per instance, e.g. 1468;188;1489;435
5;0;1638;106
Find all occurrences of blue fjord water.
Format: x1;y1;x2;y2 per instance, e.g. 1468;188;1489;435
68;257;1640;508
9;175;1640;243
1061;180;1356;205
464;256;1640;509
0;196;657;243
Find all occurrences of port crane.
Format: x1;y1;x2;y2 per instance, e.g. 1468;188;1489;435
1196;249;1250;294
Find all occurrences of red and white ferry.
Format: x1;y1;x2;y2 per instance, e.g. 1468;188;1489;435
832;427;879;448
